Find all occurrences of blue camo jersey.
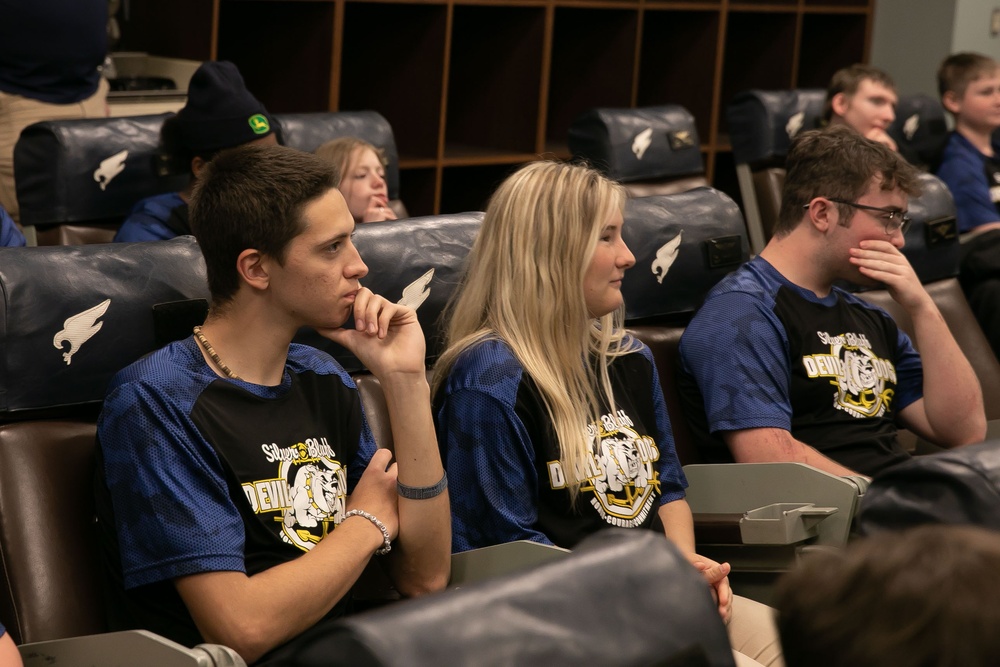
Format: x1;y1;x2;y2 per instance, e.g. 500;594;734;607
113;192;186;242
678;256;923;476
1;206;24;247
935;131;1000;233
435;337;687;553
96;336;375;646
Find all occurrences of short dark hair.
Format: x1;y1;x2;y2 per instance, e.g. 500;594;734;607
774;125;922;236
938;52;999;100
189;144;337;305
824;64;896;122
775;525;1000;667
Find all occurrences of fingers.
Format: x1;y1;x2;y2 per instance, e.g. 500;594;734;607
353;287;396;338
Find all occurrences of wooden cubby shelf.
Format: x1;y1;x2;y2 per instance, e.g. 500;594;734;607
118;0;874;217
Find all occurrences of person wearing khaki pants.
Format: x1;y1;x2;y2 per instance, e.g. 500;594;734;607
0;0;110;221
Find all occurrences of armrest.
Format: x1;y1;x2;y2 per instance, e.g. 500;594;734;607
19;630;246;667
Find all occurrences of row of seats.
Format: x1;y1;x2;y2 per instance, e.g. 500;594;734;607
1;169;994;647
11;110;406;246
7;90;957;258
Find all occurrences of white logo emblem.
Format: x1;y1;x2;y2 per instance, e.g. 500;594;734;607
93;150;128;191
631;127;653;160
786;112;805;139
651;231;683;284
53;298;111;365
903;114;919;141
803;331;898;420
397;268;434;310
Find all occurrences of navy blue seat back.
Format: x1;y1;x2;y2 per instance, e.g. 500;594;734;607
0;237;209;418
13;114;186;240
569;106;706;197
886;93;949;171
622;188;749;322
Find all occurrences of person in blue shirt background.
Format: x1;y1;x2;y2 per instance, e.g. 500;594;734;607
113;60;277;243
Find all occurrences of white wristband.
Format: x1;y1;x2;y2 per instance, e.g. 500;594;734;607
343;509;392;555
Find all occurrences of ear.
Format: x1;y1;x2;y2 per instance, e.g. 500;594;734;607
941;90;962;115
191;156;208;179
236;248;270;292
804;198;838;233
830;92;851;118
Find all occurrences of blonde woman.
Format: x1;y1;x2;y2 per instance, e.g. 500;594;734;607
315;137;396;223
432;161;782;667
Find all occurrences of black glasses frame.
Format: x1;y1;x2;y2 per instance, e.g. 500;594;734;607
804;198;912;235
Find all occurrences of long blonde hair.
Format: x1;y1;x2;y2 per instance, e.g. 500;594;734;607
432;161;630;497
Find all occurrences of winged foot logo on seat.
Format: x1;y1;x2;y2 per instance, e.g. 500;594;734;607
53;299;111;365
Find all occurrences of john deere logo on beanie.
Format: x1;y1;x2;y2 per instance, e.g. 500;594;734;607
249;114;270;135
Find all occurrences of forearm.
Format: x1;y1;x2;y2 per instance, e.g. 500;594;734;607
382;373;451;595
725;428;861;477
176;517;386;663
908;300;986;444
658;498;696;556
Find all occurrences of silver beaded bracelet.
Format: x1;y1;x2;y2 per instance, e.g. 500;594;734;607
343;509;392;555
397;471;448;500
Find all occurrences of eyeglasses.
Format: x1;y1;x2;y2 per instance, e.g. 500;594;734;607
804;198;911;235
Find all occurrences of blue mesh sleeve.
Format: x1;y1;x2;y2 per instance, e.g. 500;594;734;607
437;387;552;553
680;291;794;433
99;379;246;588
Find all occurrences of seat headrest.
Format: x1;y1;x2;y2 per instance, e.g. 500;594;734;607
568;106;703;183
294;530;735;667
0;237;209;417
13;114;188;226
274;111;401;200
296;212;484;370
622;188;749;321
727;89;826;165
886;93;949;170
901;173;960;284
857;440;1000;534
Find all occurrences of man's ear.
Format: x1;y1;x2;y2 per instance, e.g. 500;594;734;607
830;92;851;118
942;90;962;115
236;248;269;291
805;198;837;233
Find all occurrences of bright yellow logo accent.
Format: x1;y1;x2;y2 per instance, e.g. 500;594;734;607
248;114;270;135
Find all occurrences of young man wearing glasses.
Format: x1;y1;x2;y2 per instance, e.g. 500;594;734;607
678;126;985;478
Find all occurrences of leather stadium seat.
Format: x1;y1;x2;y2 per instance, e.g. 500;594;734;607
13;114;187;246
886;93;949;171
568;105;708;198
0;237;227;658
293;530;736;667
620;188;750;465
275;110;409;219
727;89;826;253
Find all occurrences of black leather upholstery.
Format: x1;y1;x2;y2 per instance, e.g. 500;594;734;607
569;105;707;197
727;89;826;167
293;530;735;667
0;237;209;417
622;189;749;465
857;441;1000;534
13;114;187;233
886;93;949;171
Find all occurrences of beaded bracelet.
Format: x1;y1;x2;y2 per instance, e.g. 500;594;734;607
397;471;448;500
343;509;392;555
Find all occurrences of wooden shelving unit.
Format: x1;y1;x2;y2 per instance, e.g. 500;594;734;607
118;0;873;216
